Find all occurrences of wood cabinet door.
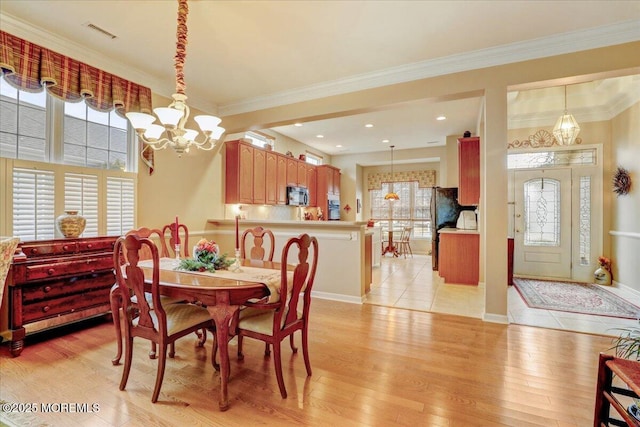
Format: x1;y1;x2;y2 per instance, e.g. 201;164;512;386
277;154;287;204
253;149;266;204
306;164;317;207
265;152;278;205
438;233;479;285
286;158;298;186
331;167;341;195
238;143;254;204
458;136;480;205
297;162;307;188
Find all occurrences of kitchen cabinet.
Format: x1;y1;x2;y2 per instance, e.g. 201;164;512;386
253;148;266;204
316;165;341;219
276;154;287;204
297;162;307;188
458;136;480;206
438;229;479;285
225;140;254;204
265;152;278;205
306;164;317;207
286;158;298;186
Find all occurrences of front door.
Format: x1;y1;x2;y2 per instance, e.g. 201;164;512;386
514;168;572;279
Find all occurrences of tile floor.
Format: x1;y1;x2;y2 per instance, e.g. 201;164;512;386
365;254;640;337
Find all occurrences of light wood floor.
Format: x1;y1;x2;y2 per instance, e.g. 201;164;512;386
0;299;614;426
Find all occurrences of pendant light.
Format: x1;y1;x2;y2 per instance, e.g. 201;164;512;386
552;85;580;145
384;145;400;201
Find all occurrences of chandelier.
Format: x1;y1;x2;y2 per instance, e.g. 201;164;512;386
125;0;224;156
384;145;400;201
552;85;580;145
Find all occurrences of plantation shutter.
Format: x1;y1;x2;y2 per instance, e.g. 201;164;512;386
106;176;135;236
64;172;99;237
12;167;55;240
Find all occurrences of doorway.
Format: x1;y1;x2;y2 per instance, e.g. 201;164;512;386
514;168;572;279
509;145;603;283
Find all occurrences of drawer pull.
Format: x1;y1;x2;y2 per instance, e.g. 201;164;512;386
47;268;55;275
31;248;38;254
43;286;52;293
42;306;50;313
63;245;69;251
87;244;93;249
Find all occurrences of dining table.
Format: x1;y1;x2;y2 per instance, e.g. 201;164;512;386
381;227;402;257
134;257;292;411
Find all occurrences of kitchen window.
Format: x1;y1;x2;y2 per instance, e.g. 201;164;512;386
370;181;432;238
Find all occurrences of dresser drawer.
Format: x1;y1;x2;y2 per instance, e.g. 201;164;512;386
22;287;112;324
21;274;115;303
77;238;116;253
24;255;114;282
21;241;78;258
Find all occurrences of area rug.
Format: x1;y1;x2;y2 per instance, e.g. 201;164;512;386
513;278;640;319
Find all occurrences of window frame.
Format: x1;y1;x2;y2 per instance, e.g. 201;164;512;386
369;181;432;239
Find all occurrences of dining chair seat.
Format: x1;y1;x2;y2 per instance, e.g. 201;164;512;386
133;304;212;336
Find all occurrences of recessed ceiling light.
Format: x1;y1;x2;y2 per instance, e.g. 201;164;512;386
436;115;446;121
336;144;343;148
294;123;303;127
381;139;390;143
316;134;324;138
365;124;373;128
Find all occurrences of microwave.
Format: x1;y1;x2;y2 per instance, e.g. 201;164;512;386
287;186;309;206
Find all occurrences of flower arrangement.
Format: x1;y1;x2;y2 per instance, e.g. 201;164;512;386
598;256;612;272
177;238;233;272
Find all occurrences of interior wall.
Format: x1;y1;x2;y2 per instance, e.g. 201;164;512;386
136;42;640;321
610;102;640;293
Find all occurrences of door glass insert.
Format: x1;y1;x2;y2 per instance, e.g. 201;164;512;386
524;178;561;247
579;176;591;265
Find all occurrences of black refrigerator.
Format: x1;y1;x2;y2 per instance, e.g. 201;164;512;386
430;187;475;270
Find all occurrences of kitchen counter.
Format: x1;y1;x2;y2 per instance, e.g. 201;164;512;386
438;228;480;235
206;219;370;303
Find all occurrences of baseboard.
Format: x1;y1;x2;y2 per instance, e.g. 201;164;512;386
483;313;509;324
311;291;364;304
612;280;640;298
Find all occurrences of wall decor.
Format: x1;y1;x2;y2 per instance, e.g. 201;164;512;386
612;166;632;196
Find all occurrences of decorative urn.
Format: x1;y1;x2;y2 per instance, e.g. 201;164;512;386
56;210;86;238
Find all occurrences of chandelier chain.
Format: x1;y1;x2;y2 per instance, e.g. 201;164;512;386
175;0;189;95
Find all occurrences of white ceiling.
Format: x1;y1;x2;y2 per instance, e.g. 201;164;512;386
1;1;639;156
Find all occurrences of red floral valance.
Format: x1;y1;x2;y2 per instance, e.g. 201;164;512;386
0;30;152;115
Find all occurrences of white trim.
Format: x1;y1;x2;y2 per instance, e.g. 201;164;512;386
483;313;509;324
311;291;364;304
612;280;640;301
610;230;640;240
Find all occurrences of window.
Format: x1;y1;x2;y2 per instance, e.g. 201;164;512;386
370;182;432;238
2;75;138;240
244;131;275;150
7;159;137;240
305;152;323;165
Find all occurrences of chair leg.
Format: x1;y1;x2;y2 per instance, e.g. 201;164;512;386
196;328;207;347
272;342;287;398
119;336;134;391
289;334;298;353
168;342;175;358
264;342;270;357
110;287;123;366
302;325;312;377
149;342;157;359
211;333;220;371
151;344;168;403
237;334;244;361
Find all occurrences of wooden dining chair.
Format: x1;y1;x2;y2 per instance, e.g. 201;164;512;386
240;226;275;261
114;234;213;403
233;233;319;398
161;222;190;258
397;226;413;258
111;227;190;365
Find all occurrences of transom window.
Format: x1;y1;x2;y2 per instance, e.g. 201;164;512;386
370;182;432;238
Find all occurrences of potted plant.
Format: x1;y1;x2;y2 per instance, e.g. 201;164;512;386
610;319;640;421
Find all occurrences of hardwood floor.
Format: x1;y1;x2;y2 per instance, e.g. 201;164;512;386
0;299;614;426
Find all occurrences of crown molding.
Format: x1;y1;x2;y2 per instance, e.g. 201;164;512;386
220;19;640;116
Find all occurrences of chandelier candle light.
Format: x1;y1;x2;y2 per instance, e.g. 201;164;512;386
552;85;580;145
384;145;400;201
125;0;225;156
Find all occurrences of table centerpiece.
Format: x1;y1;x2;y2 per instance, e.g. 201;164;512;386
176;238;233;272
